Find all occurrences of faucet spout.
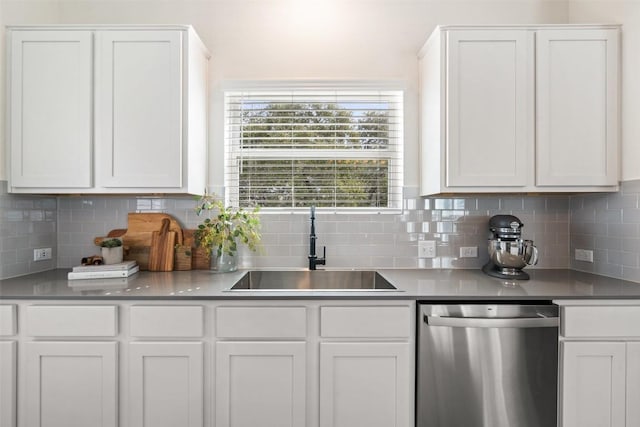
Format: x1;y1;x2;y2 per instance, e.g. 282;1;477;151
309;206;326;270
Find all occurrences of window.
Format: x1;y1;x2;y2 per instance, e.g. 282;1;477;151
224;89;403;210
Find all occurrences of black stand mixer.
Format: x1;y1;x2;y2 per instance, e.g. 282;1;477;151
482;215;539;280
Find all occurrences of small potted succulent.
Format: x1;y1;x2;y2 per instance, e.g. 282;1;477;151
194;192;261;272
99;238;123;265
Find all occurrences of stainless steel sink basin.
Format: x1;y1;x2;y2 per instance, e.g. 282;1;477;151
227;270;398;291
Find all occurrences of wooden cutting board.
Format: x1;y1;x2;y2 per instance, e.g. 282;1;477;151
96;213;183;270
148;218;176;271
126;213;183;247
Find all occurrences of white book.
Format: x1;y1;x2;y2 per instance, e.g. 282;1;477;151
68;265;140;280
72;260;137;272
67;277;131;290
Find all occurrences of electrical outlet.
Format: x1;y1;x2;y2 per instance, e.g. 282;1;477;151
418;240;436;258
575;249;594;263
33;248;52;261
459;246;478;258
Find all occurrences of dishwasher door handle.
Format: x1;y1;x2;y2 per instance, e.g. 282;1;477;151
425;315;559;328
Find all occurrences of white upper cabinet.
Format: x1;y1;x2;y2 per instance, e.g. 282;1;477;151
96;31;183;189
9;31;93;189
445;30;532;188
419;25;620;195
536;29;619;186
7;26;210;194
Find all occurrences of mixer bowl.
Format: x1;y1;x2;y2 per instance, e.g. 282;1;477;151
488;239;538;269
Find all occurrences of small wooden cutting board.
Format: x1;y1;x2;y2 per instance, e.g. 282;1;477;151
148;218;176;271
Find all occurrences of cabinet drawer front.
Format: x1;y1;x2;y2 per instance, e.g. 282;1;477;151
130;305;203;337
321;306;411;338
0;305;17;336
562;305;640;338
216;307;307;338
26;305;118;337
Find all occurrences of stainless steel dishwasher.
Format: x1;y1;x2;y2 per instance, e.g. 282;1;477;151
417;303;559;427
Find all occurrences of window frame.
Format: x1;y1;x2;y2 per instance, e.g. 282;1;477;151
222;81;405;213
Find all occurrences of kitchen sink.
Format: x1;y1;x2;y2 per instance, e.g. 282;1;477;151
227;270;398;291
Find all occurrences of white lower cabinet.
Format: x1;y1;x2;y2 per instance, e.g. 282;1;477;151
24;341;118;427
0;341;16;427
215;342;306;427
128;342;204;427
9;300;415;427
319;342;411;427
557;300;640;427
560;341;626;427
627;343;640;427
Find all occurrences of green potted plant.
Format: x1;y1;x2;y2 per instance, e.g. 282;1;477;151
194;193;261;272
99;238;123;265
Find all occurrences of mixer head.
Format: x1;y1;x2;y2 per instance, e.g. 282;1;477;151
488;214;524;240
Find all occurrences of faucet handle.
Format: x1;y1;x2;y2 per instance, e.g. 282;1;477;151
318;246;327;266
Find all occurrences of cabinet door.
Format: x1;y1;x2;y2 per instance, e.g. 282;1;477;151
96;30;183;188
446;30;533;187
0;341;16;427
560;341;625;427
24;342;117;427
319;342;411;427
129;342;203;427
536;29;619;186
628;342;640;427
10;30;93;188
216;342;306;427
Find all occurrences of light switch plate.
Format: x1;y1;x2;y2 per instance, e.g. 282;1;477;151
460;246;478;258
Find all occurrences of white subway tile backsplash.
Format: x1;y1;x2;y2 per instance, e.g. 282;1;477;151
206;191;563;271
609;223;639;239
0;182;57;279
622;180;640;195
623;208;640;224
7;179;640;283
569;180;640;282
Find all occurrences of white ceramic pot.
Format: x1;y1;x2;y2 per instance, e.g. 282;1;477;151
101;246;123;265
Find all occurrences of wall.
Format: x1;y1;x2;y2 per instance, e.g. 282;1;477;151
570;179;640;282
55;191;570;271
0;181;57;278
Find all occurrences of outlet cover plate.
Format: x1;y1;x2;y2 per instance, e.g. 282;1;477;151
575;249;594;263
418;240;436;258
33;248;52;261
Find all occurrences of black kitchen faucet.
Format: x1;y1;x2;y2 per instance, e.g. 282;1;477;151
308;206;326;270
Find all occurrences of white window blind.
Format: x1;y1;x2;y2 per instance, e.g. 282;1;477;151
224;89;404;210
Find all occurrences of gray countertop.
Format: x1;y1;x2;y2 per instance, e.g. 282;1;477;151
2;268;640;300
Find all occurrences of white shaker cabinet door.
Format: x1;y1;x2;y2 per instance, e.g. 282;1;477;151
23;341;118;427
128;342;203;427
627;342;640;427
0;341;16;427
536;29;619;186
96;30;183;188
216;342;306;427
10;30;93;189
319;342;411;427
560;341;626;427
445;30;532;188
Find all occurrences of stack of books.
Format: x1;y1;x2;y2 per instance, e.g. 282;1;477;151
67;260;139;280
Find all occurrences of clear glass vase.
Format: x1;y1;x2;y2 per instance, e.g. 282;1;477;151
210;251;238;273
